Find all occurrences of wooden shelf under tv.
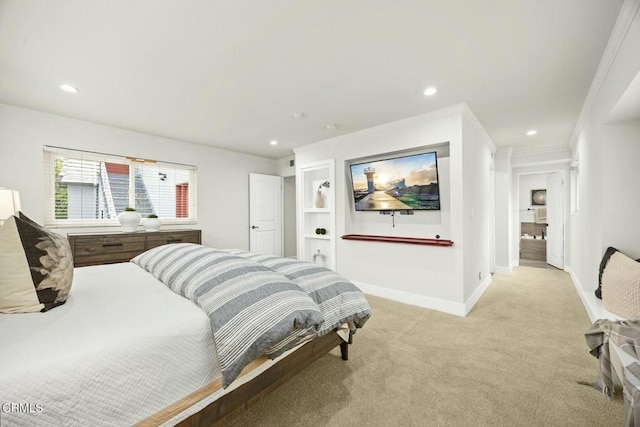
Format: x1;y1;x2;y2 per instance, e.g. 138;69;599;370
340;234;454;247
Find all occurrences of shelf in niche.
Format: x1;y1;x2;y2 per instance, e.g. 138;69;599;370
341;234;454;247
298;158;336;270
303;208;330;213
304;234;331;240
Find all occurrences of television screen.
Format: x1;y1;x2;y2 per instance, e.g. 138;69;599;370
349;152;440;211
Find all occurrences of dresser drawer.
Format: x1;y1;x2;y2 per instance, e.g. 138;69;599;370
71;235;146;267
146;231;201;249
73;236;146;256
68;230;202;267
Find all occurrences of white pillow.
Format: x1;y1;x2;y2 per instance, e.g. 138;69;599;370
602;251;640;320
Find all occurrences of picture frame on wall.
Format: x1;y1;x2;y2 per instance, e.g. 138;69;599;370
531;189;546;206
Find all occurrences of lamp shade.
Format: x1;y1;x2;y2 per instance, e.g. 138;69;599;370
0;187;21;225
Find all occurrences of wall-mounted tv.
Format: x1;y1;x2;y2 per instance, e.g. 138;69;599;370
349;151;440;211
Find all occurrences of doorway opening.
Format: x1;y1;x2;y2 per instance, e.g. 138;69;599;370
517;171;565;270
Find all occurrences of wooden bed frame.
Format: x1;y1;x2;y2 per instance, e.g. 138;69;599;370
139;331;351;427
182;332;349;426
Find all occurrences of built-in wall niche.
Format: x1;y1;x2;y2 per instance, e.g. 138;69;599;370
297;159;336;270
343;142;450;239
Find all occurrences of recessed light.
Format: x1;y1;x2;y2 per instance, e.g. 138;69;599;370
270;140;278;146
324;124;338;131
292;112;305;120
59;84;79;94
423;87;437;96
526;130;537;136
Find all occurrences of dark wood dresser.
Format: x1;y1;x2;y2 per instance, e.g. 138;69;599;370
67;229;201;267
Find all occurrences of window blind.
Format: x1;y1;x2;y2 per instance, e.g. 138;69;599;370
43;146;197;227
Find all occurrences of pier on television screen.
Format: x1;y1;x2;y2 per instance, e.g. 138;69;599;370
349;152;440;211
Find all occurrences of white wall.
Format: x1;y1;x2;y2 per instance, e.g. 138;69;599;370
0;105;278;249
294;105;494;316
283;175;297;257
278;155;295;177
568;7;640;302
461;115;493;301
568;124;604;293
493;148;512;273
601;120;640;259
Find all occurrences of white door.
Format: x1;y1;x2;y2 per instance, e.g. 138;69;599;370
249;173;283;256
546;172;564;269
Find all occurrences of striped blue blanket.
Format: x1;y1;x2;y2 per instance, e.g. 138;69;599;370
227;250;371;337
132;244;370;388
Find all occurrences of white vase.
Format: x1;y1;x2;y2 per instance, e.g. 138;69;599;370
314;190;324;208
142;217;161;232
117;211;141;232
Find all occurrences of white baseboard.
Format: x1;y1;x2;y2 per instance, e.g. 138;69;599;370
565;265;624;323
464;274;493;316
494;265;513;275
353;277;493;318
353;281;466;317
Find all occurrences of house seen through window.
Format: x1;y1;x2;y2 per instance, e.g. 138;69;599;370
44;146;196;227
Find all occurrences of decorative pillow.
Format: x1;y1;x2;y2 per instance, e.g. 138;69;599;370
0;212;73;313
596;247;640;299
601;251;640;320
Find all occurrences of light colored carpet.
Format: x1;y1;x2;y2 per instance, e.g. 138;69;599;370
519;259;559;269
227;266;624;426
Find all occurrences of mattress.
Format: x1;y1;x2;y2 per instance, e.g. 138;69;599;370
0;263;220;426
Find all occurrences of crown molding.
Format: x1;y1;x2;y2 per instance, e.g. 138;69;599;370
494;146;513;156
569;0;640;149
460;104;497;153
510;144;571;158
509;145;571;169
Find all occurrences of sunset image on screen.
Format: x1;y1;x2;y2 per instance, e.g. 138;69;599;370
350;152;440;211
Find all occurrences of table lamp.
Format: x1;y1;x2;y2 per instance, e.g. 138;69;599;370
0;187;21;226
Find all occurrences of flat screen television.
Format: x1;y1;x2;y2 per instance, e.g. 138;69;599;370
349;151;440;211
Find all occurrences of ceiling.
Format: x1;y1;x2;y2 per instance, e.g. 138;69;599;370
0;0;624;159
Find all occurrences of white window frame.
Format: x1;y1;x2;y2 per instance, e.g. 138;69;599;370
43;146;197;228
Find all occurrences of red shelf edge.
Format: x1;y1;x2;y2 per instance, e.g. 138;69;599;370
340;234;454;247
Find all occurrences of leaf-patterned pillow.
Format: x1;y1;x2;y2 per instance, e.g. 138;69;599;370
0;212;73;313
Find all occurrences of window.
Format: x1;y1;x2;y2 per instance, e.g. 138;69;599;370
43;146;197;227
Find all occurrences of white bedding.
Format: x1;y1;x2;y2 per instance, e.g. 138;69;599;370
0;263;220;426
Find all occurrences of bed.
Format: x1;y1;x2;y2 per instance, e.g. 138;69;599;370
0;244;370;426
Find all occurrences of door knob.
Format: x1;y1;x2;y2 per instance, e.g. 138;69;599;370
251;225;259;229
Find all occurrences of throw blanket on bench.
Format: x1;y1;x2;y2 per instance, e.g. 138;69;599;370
585;319;640;426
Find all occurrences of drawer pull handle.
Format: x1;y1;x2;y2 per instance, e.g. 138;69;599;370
167;239;183;243
102;243;124;247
